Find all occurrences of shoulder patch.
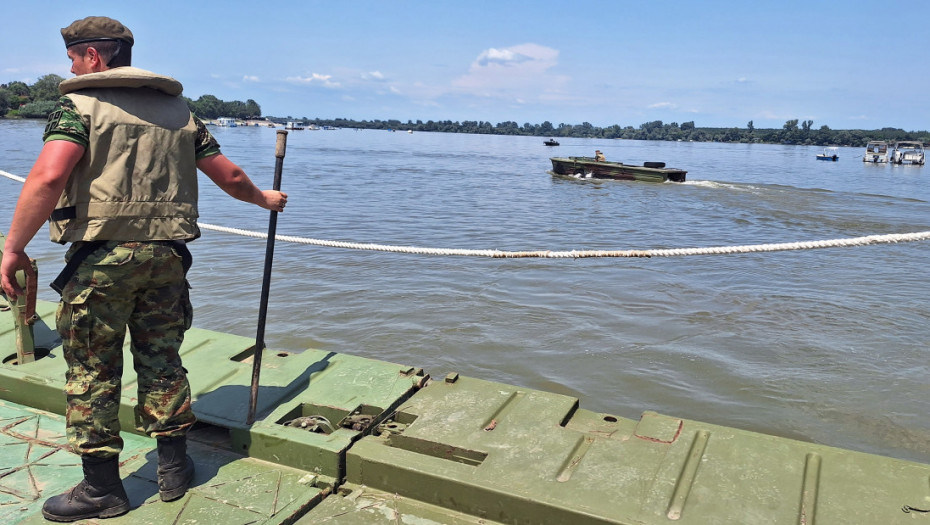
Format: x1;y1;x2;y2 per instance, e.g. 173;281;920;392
45;108;64;136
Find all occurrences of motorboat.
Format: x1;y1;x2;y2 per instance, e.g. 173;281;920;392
816;147;839;161
550;156;686;182
862;141;889;163
891;141;925;165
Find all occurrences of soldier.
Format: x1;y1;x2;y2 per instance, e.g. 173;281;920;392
0;16;287;522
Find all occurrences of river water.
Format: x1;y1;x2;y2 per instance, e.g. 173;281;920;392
2;120;928;464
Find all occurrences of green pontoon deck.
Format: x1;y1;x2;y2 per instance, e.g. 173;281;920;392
2;265;929;523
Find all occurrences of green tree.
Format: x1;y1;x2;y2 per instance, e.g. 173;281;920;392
188;94;222;118
244;99;261;118
31;74;66;102
5;81;30;97
18;100;57;118
0;88;10;116
3;81;31;110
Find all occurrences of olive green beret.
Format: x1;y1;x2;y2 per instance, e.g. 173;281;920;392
61;16;134;48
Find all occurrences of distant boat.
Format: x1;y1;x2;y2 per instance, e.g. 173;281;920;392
891;141;925;165
544;139;559;146
863;141;889;163
216;117;237;127
550;156;686;183
816;147;839;161
285;122;304;130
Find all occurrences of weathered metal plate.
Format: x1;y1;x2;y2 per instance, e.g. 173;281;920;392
295;483;506;524
5;300;930;524
0;299;420;483
347;375;930;524
240;359;423;480
1;400;325;525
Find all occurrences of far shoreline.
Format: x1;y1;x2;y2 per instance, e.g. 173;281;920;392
3;115;927;149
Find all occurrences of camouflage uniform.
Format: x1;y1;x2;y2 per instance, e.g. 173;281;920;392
45;99;218;457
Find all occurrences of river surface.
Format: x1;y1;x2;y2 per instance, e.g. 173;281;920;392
2;120;928;464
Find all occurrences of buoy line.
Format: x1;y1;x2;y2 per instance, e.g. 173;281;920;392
4;169;930;258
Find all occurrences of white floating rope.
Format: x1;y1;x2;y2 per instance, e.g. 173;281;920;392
4;168;929;258
0;170;26;183
198;223;930;258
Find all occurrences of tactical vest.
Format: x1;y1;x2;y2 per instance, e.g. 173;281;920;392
49;67;200;243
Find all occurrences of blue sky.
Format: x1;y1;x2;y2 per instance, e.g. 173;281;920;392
3;1;928;131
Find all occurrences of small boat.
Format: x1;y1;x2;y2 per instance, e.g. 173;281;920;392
891;141;925;165
216;117;238;127
862;141;889;163
816;147;839;161
550;156;686;183
285;121;305;130
544;139;559;146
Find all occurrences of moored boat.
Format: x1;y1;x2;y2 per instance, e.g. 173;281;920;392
550;156;687;182
863;141;889;163
816;147;839;161
891;141;925;165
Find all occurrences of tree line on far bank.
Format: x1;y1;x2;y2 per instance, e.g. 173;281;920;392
3;75;927;147
280;117;929;147
1;74;261;121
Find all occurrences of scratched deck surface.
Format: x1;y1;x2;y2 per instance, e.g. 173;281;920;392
0;400;326;525
2;299;930;524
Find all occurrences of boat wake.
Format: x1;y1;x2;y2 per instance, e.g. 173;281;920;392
683;179;763;193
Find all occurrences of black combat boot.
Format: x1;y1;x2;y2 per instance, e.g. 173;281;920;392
42;455;130;522
156;435;195;502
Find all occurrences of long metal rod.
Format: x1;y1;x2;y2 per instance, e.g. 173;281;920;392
247;129;288;425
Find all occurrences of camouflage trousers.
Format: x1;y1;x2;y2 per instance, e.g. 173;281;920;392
56;240;196;458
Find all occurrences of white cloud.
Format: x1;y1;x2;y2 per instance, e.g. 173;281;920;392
363;71;385;80
286;73;341;88
648;102;678;110
451;43;567;98
243;75;260;82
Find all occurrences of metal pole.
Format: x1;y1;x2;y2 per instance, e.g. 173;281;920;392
247;129;288;425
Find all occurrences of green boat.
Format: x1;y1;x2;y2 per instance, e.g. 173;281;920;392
550;156;687;183
3;234;930;524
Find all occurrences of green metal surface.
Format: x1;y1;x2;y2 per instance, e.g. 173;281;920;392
3;298;930;523
347;374;930;524
295;483;506;524
0;400;326;525
0;232;38;365
0;297;421;484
